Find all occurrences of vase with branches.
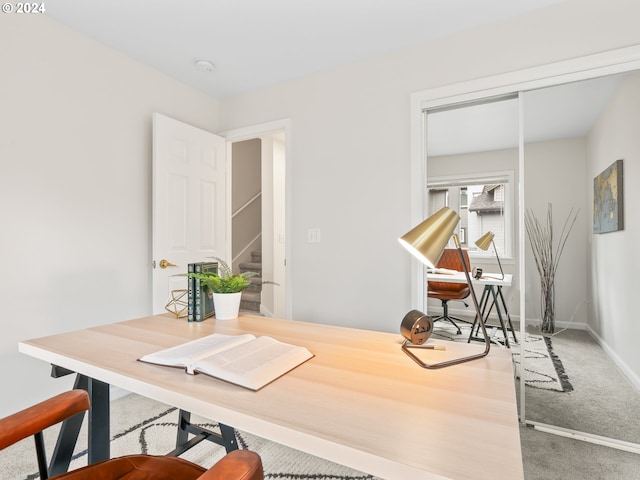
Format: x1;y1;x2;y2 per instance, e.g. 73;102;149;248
525;204;579;334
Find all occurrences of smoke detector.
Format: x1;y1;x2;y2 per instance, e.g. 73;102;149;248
194;59;215;72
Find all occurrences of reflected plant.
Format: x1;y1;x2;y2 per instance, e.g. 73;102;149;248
525;204;579;334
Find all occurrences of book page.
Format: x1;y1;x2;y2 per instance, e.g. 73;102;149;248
193;336;313;390
139;333;255;372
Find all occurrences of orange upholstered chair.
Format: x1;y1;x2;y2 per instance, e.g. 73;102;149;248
427;248;472;334
0;390;263;480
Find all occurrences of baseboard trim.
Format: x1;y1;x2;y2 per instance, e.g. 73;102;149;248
526;421;640;455
432;305;589;331
586;326;640;392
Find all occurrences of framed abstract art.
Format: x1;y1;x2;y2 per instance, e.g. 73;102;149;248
593;159;624;234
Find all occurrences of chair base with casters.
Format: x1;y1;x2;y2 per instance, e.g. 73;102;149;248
0;389;264;480
428;290;471;334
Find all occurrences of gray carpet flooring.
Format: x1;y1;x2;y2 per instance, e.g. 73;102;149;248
518;328;640;480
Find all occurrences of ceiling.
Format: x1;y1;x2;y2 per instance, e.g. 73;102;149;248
45;0;621;153
45;0;563;99
427;73;628;156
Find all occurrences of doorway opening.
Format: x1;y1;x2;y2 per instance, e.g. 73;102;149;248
224;120;290;319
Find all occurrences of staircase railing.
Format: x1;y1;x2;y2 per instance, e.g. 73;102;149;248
233;233;261;265
232;192;262;266
232;192;261;218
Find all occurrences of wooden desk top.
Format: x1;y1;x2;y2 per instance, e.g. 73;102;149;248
19;314;523;480
428;271;513;287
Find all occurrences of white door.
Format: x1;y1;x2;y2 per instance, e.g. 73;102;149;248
152;113;227;314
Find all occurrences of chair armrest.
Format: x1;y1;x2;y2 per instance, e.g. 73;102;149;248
0;390;90;450
198;450;264;480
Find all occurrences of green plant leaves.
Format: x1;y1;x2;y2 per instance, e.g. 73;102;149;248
187;256;276;294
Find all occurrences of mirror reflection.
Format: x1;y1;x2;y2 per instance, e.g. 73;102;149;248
521;73;640;447
425;72;640;448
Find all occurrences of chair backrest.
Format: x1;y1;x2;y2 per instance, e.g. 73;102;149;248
437;248;470;271
428;248;471;295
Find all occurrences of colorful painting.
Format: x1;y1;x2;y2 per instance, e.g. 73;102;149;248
593;159;624;234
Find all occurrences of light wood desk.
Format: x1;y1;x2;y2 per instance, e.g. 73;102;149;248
19;314;524;480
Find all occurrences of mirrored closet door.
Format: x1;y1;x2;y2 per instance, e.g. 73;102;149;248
423;68;640;452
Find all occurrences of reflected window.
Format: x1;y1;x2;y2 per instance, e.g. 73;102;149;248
428;173;512;257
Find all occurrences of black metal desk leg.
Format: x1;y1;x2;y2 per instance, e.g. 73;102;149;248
497;286;517;344
468;286;490;343
173;410;238;455
47;372;110;474
87;377;110;464
489;286;510;348
176;409;191;448
220;424;238;452
48;371;88;477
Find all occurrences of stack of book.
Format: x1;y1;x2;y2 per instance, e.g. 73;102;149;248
187;261;218;322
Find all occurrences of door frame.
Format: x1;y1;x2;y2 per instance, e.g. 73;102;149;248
410;44;640;316
220;119;292;319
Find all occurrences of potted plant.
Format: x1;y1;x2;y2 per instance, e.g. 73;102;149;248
188;256;276;320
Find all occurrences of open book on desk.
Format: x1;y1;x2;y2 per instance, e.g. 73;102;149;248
139;333;314;391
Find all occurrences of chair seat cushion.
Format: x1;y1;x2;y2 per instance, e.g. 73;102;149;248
52;455;206;480
428;286;470;300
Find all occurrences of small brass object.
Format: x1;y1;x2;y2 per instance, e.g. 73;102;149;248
165;289;188;318
159;259;177;269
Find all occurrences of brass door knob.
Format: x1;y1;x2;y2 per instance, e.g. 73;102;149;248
159;259;177;269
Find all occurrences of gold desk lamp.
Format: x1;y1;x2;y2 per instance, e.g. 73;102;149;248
398;207;491;368
475;231;505;280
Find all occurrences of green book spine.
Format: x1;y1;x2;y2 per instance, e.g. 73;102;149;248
194;262;218;321
187;263;195;322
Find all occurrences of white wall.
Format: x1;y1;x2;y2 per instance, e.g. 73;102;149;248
523;138;589;329
219;0;640;334
0;15;219;416
586;72;640;385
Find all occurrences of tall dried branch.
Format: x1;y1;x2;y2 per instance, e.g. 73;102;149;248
525;203;579;332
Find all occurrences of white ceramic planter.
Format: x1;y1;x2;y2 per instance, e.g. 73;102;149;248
213;292;242;320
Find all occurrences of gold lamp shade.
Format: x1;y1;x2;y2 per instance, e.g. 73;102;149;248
398;207;460;269
475;231;495;251
474;230;505;280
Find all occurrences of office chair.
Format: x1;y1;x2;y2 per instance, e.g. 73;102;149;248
0;389;264;480
427;248;472;334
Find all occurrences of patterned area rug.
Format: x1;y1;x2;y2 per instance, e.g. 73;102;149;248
141;408;380;480
2;393;380;480
432;322;573;393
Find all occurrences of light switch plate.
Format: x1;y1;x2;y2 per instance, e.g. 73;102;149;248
307;228;321;243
